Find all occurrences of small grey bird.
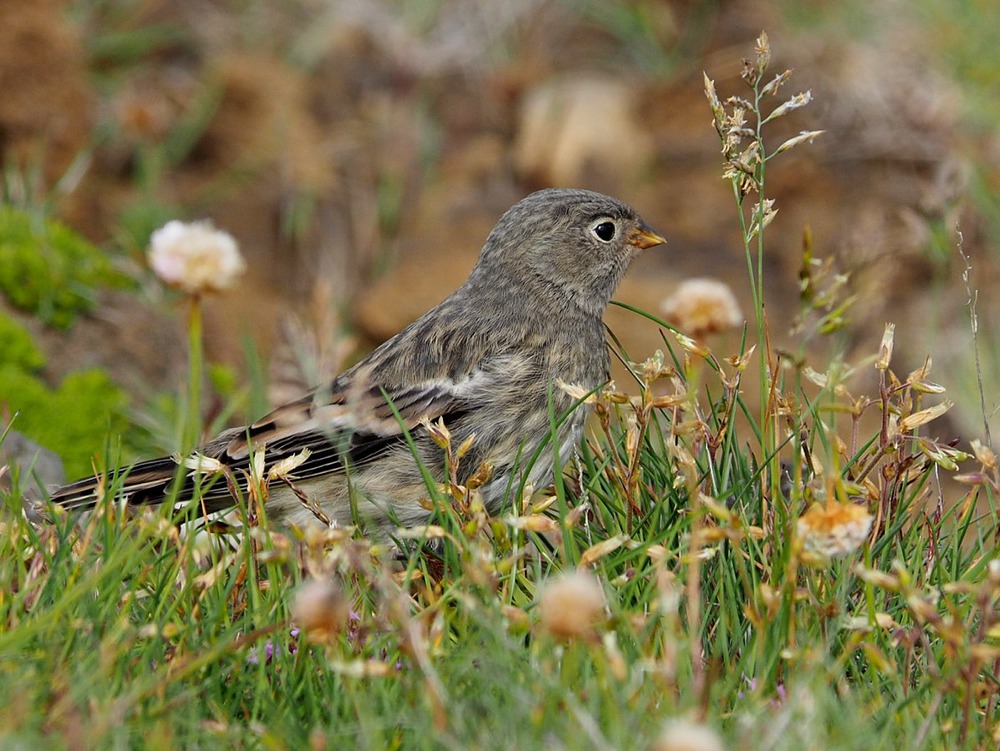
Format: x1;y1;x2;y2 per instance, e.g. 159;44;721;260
51;189;665;536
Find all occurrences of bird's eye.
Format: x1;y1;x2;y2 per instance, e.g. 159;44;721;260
591;220;617;242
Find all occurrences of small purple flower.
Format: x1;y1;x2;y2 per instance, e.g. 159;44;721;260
737;675;786;705
246;628;300;666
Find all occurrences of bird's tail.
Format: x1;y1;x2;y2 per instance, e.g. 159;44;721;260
48;455;187;512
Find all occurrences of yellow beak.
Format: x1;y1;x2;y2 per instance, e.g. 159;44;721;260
627;222;667;250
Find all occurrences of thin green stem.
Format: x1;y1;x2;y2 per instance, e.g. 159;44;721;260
752;79;769;419
750;79;784;526
185;294;204;452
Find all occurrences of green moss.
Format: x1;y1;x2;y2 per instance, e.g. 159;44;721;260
0;313;45;371
0;213;139;478
0;206;129;329
0;365;131;479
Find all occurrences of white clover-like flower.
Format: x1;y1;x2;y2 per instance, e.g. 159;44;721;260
148;220;246;295
796;501;873;565
537;570;606;641
651;718;726;751
660;278;743;339
292;578;350;638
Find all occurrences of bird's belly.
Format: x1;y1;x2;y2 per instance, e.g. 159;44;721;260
263;403;591;536
264;471;433;537
477;408;587;515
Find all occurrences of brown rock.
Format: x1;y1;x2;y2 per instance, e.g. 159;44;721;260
0;0;94;184
514;76;654;193
0;430;64;519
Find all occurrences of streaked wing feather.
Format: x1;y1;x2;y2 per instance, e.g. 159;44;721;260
49;372;481;514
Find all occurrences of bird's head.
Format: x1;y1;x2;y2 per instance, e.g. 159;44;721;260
474;188;666;316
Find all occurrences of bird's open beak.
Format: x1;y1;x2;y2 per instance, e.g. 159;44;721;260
627;222;667;250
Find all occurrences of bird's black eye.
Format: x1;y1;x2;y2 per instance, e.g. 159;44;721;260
591;220;617;242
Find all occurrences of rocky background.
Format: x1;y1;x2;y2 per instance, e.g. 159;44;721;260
2;0;998;447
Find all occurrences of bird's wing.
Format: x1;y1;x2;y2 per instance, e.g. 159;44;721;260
48;364;500;513
214;370;475;476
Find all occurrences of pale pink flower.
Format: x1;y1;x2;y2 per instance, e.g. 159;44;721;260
651;718;726;751
292;579;350;640
148;220;245;294
537;570;606;641
797;501;873;565
660;278;743;339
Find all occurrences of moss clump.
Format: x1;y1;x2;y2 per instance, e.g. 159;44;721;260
0;207;140;478
0;313;45;371
0;206;129;328
0;311;132;479
0;365;131;480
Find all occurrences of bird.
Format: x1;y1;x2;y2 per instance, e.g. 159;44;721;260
49;188;666;538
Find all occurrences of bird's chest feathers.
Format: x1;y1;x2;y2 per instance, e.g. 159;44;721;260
541;327;610;389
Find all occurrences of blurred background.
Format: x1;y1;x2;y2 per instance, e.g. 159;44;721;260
2;0;999;475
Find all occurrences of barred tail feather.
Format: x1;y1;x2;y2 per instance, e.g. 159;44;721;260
49;456;188;511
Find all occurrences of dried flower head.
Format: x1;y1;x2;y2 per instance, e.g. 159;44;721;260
268;448;311;482
971;439;997;471
876;323;895;370
537;570;606;641
748;199;778;239
704;34;820;204
292;578;350;640
988;559;1000;585
797;501;873;565
650;718;726;751
661;278;743;339
181;453;226;476
148;220;246;295
898;401;953;433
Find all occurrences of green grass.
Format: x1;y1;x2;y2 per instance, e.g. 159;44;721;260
2;314;997;749
2;32;1000;751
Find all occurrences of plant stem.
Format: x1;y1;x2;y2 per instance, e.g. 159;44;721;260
185;293;204;452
